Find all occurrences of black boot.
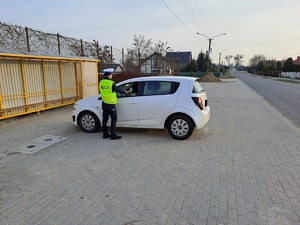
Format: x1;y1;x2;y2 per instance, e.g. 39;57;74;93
103;133;111;139
111;134;122;140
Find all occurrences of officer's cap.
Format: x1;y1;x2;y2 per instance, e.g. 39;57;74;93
103;68;114;76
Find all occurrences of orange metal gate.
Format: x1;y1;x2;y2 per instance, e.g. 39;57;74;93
0;52;99;120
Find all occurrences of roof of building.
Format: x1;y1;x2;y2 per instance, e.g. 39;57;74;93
112;63;123;70
165;51;192;64
140;52;169;65
294;56;300;65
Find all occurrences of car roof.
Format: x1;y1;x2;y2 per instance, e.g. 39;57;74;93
117;76;198;84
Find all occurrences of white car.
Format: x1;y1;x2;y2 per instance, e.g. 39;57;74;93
72;76;210;140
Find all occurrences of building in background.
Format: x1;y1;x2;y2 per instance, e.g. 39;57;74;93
294;56;300;65
140;52;171;74
165;51;192;72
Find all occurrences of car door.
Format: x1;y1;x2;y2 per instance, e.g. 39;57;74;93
138;81;180;127
115;82;139;126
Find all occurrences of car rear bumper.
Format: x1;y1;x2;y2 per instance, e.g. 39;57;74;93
195;106;211;129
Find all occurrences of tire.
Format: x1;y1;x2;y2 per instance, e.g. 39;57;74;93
167;115;194;140
78;111;100;133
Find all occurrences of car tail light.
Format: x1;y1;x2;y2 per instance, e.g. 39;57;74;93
192;97;203;110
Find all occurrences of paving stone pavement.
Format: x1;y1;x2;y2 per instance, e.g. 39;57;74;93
0;78;300;225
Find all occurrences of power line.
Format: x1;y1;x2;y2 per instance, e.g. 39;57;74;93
179;0;209;36
161;0;206;45
192;0;211;36
178;0;225;56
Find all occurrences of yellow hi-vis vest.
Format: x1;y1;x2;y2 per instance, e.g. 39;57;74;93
99;79;117;104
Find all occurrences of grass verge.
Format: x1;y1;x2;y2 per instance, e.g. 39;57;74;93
221;71;235;79
274;79;300;85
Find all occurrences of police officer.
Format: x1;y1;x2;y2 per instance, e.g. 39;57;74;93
99;68;130;140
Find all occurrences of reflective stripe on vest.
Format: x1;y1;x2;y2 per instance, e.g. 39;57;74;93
99;79;117;104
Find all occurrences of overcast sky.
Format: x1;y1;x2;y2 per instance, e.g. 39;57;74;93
1;0;299;65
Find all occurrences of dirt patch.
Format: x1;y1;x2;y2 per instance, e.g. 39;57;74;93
197;72;222;82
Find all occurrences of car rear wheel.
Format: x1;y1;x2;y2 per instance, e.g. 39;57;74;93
79;111;100;133
167;115;194;140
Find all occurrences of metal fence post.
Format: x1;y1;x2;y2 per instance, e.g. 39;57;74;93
25;27;30;52
57;33;60;55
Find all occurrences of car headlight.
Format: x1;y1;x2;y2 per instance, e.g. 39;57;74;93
73;103;78;110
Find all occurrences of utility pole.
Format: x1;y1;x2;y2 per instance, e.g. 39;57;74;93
133;43;141;74
197;32;226;72
93;40;100;73
218;52;221;74
110;46;113;68
218;50;226;75
122;48;124;72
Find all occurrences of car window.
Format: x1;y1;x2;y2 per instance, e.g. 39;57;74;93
192;80;204;93
117;82;139;97
143;81;179;96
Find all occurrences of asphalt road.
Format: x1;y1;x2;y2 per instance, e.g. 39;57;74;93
233;71;300;129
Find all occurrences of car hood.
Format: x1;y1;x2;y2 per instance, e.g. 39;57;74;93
76;95;101;107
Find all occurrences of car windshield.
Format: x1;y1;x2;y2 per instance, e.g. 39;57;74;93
192;81;204;93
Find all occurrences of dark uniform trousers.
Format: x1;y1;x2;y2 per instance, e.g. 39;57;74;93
102;102;117;136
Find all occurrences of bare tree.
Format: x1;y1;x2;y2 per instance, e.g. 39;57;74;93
152;40;172;55
248;54;267;68
131;34;152;69
224;55;233;66
100;45;114;67
234;54;244;68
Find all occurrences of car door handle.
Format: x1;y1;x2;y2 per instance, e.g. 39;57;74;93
128;102;136;105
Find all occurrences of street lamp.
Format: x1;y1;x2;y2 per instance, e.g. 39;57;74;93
196;32;226;72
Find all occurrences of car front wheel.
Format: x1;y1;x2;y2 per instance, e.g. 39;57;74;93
79;111;100;133
167;115;194;140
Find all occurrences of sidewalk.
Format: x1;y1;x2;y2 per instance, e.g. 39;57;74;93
245;72;300;84
0;78;300;225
